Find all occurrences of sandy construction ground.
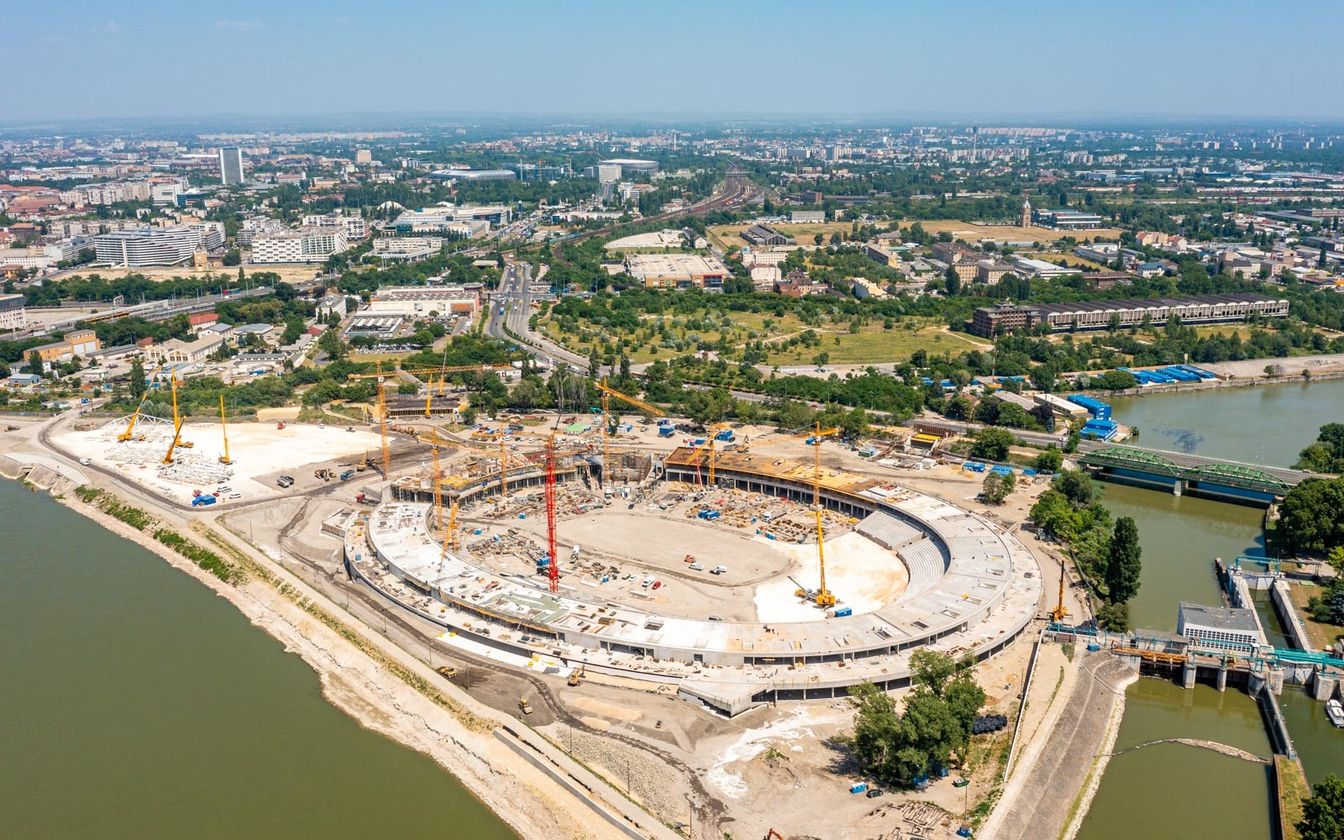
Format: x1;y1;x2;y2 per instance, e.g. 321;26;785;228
754;530;909;623
54;419;383;505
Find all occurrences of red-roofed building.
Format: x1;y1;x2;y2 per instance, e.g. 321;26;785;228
188;311;219;333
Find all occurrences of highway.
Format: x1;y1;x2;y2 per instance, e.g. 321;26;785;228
488;169;762;378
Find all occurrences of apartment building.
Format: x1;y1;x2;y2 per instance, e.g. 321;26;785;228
250;227;349;263
94;223;224;266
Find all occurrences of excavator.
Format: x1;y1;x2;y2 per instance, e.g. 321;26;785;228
567;664;586;686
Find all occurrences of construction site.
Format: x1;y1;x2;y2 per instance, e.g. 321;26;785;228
33;371;1060;840
52;378;387;506
323;380;1043;717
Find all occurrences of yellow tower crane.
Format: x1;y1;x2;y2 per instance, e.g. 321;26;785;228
794;423;839;608
218;394;232;465
431;436;443;529
375;364;391;478
119;364;164;442
424;376;436;418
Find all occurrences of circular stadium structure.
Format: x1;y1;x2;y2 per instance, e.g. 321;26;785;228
344;448;1042;716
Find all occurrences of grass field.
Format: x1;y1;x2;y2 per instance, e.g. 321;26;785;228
1018;251;1109;270
896;219;1123;244
707;222;876;251
539;307;991;366
763;321;990;365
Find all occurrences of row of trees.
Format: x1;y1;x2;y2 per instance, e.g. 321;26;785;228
1030;470;1142;630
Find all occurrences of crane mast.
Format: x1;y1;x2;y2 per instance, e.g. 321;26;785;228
376;366;391;478
544;433;559;593
812;423;835;607
218;394;232;465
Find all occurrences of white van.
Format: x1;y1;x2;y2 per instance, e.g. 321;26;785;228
710;565;728;575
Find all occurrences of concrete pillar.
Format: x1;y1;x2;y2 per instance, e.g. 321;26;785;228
1183;661;1197;689
1217;665;1228;693
1173;479;1184;497
1269;667;1285;696
1249;670;1267;697
1312;670;1338;702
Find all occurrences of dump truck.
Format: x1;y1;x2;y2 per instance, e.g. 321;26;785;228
518;697;533;715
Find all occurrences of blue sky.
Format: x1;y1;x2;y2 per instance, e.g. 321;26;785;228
8;0;1343;122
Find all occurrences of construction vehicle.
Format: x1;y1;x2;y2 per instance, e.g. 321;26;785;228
518;697;533;715
277;475;295;488
217;394;232;465
1050;563;1070;623
435;665;459;679
118;364;164;442
315;469;334;481
764;830;786;840
276;421;286;430
794;424;840;608
338;469;355;481
161;377;190;465
567;664;586;687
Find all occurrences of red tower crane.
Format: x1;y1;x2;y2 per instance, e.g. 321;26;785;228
544;433;559;593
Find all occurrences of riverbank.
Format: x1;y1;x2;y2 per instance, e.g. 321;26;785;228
981;651;1136;840
10;466;631;840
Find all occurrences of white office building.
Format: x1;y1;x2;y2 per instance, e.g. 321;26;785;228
250;226;349;264
1177;602;1263;650
302;213;367;240
0;293;26;330
94;223;224;267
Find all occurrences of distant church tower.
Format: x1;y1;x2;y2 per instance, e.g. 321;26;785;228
1020;197;1033;228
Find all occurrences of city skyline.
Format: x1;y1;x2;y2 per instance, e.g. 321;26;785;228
8;0;1344;122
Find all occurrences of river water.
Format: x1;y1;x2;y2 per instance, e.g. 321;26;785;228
0;481;514;839
1076;379;1344;839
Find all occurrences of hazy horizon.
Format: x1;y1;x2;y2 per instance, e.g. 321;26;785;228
9;0;1344;124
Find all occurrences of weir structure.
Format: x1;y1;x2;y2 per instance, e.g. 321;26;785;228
344;448;1042;716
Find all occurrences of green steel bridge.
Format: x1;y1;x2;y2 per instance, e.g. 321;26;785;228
1075;442;1320;499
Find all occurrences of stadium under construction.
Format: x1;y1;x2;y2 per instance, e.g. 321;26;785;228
342;445;1042;716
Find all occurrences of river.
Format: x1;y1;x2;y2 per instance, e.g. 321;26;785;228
0;481;514;839
1076;379;1344;839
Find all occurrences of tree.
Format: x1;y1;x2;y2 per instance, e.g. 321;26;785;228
1093;370;1138;390
981;471;1015;505
1054;469;1099;507
846;652;984;789
128;357;146;402
1096;602;1130;632
222;248;241;266
1299;773;1344;840
1105;516;1142;603
317;328;347;361
26;350;44;377
1278;477;1344;556
944;266;961;296
1034;445;1063;473
970;427;1015;461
